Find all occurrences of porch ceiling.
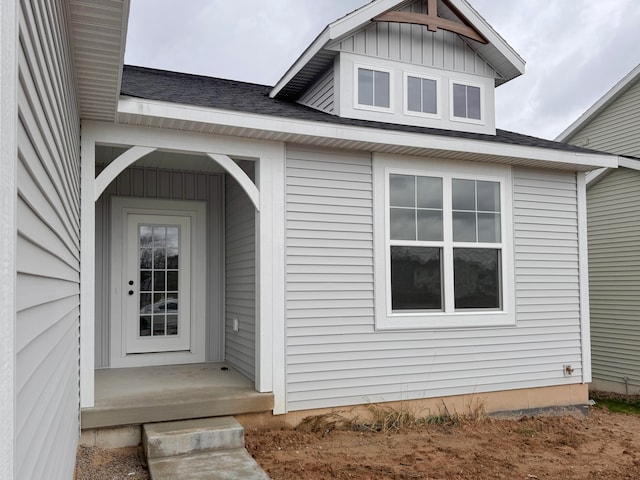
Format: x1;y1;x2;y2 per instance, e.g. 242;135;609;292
68;0;130;121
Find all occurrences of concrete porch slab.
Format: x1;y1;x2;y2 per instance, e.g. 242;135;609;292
81;363;273;429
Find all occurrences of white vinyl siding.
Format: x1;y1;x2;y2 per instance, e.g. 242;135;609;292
568;78;640;157
330;0;497;79
225;168;257;382
95;164;224;367
587;167;640;393
298;67;335;114
285;149;583;411
16;0;81;478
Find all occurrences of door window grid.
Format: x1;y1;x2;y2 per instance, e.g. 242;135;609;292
138;225;180;337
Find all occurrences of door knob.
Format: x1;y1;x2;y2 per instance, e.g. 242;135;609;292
128;280;134;286
128;290;134;296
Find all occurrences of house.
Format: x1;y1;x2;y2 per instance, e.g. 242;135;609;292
0;0;618;478
557;64;640;396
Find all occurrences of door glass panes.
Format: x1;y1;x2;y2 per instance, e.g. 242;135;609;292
390;174;443;242
452;179;501;243
139;225;180;337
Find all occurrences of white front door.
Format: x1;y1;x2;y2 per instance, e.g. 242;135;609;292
111;198;207;368
126;214;191;354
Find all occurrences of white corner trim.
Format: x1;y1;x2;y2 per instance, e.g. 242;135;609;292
577;172;592;384
0;0;17;474
207;153;260;211
117;97;619;171
80;134;96;409
94;146;157;201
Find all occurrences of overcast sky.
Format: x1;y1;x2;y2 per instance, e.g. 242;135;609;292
125;0;640;140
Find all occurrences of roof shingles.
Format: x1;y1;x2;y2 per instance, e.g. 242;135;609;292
121;65;603;155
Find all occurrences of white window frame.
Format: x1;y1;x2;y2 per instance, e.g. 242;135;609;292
373;154;515;330
449;79;485;125
354;63;394;113
403;71;441;119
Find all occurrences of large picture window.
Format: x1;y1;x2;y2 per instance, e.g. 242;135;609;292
374;158;514;330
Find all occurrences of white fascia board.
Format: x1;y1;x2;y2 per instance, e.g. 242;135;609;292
118;96;618;170
618;156;640;171
556;64;640;142
269;29;331;98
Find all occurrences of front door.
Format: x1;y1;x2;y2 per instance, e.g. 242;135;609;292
126;214;191;354
111;198;207;367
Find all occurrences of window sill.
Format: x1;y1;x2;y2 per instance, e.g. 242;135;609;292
375;311;515;331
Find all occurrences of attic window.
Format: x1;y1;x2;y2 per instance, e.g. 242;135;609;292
356;66;391;111
452;83;482;122
406;74;439;117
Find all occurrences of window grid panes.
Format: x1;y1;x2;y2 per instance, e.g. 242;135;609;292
389;173;503;314
407;76;437;115
453;83;481;120
358;68;390;108
139;225;180;337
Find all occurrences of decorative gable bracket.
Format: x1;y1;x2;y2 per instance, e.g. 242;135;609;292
374;0;488;44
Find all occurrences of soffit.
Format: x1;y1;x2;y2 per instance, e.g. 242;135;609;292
67;0;130;121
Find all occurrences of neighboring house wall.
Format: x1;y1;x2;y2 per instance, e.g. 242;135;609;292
285;147;583;411
587;167;640;394
16;0;80;478
225;170;257;381
298;67;335;114
95;165;224;367
567;79;640;157
330;0;497;79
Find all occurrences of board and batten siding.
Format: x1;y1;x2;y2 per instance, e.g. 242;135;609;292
330;0;497;79
16;0;81;478
298;67;335;114
95;164;224;367
567;78;640;158
587;167;640;393
225;168;257;382
285;147;583;411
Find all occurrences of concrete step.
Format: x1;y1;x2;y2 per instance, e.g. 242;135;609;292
148;449;270;480
144;417;244;459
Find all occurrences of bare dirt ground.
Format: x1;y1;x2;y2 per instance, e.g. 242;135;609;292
76;404;640;480
245;407;640;480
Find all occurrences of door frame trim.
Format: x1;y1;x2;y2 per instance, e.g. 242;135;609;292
110;197;207;367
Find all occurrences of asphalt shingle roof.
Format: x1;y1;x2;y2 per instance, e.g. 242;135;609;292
121;65;604;156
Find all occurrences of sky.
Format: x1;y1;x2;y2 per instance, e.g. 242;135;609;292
125;0;640;140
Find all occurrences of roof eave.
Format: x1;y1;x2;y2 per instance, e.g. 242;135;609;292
116;96;616;172
68;0;130;121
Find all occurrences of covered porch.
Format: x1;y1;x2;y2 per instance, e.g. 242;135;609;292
79;122;287;424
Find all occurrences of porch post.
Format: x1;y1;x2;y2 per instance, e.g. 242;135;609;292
256;150;287;414
80;128;96;408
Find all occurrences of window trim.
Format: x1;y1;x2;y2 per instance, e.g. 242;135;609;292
449;80;485;125
403;71;441;119
353;63;394;113
373;155;515;330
